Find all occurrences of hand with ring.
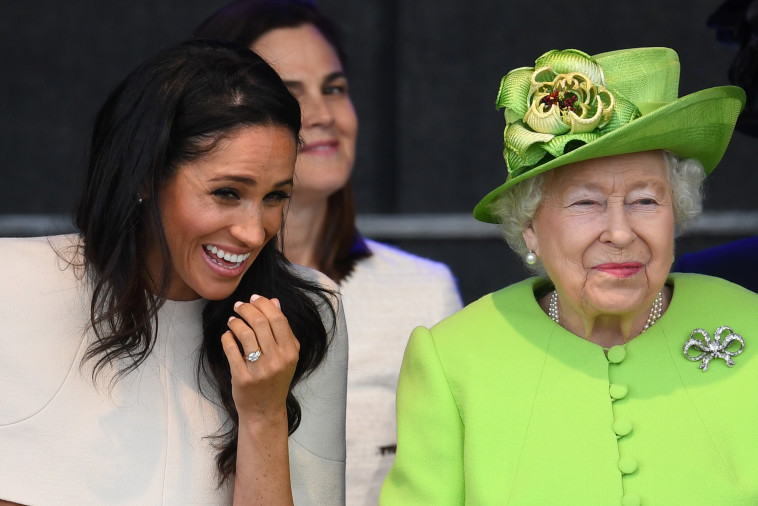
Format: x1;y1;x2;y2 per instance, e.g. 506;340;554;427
221;293;301;423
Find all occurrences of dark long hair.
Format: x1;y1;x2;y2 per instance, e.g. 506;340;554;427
74;39;332;483
193;0;371;282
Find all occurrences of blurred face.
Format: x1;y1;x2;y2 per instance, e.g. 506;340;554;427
252;24;357;205
523;151;674;321
153;125;296;301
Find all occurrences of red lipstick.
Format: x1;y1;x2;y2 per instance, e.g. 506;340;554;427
594;262;644;278
301;140;338;155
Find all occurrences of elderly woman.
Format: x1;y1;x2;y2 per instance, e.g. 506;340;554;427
0;40;346;505
380;47;758;504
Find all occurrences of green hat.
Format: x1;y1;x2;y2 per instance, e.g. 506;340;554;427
473;47;746;224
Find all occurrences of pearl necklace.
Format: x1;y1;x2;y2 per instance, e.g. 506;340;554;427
548;290;663;334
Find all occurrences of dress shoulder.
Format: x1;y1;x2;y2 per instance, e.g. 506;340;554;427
360;239;457;278
289;262;339;292
431;277;538;329
342;239;462;321
669;272;758;304
0;235;88;424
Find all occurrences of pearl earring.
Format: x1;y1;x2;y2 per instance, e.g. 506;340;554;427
136;193;143;204
525;250;537;265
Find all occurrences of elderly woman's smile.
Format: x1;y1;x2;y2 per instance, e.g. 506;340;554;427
524;150;674;339
592;262;645;278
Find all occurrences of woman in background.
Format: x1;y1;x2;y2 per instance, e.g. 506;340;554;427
0;39;347;505
193;1;463;503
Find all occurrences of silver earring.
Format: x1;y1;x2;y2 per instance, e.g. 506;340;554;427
136;193;143;204
525;249;537;265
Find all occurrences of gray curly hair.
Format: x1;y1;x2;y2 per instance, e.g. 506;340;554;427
488;150;706;275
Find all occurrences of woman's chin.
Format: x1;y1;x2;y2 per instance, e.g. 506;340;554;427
589;297;650;318
579;285;653;314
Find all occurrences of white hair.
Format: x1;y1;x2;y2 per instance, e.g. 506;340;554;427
488;150;706;274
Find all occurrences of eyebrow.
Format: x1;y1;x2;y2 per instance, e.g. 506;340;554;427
282;71;346;92
210;175;294;188
565;178;668;193
626;179;669;194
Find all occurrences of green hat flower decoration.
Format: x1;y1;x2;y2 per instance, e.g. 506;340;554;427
474;47;746;223
497;49;639;179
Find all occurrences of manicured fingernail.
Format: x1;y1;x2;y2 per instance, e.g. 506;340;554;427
234;301;243;309
251;294;261;302
228;316;236;323
271;298;281;309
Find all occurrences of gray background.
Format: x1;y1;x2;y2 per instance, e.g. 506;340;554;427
1;0;755;303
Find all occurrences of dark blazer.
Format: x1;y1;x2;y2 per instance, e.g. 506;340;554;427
673;236;758;293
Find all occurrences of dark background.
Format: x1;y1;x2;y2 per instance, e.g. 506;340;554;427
1;0;755;303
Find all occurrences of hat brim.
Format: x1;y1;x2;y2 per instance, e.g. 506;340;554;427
474;85;746;223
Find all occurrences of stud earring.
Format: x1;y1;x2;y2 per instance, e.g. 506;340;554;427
525;249;537;265
136;193;143;204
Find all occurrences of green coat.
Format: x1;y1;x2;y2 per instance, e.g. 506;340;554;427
380;274;758;505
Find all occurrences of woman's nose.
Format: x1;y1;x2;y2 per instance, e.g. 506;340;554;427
230;211;267;249
301;95;334;128
600;204;635;247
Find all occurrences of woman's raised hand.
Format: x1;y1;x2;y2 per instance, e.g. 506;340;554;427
221;294;299;505
222;294;301;422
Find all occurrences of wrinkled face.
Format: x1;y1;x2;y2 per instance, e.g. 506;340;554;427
252;23;357;205
523;151;675;320
154;125;296;301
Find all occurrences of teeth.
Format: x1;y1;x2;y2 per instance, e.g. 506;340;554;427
204;245;251;266
211;258;242;269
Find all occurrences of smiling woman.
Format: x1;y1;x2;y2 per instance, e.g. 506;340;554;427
0;39;347;506
523;151;676;346
251;23;357;211
192;3;463;503
155;125;296;302
381;47;758;504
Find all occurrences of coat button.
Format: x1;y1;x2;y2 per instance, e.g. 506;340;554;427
621;493;641;506
607;345;626;364
618;456;638;475
609;383;628;400
613;419;633;437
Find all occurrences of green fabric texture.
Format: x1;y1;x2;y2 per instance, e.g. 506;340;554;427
380;273;758;504
474;47;746;224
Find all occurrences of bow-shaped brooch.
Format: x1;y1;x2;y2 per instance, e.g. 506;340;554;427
683;326;745;372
